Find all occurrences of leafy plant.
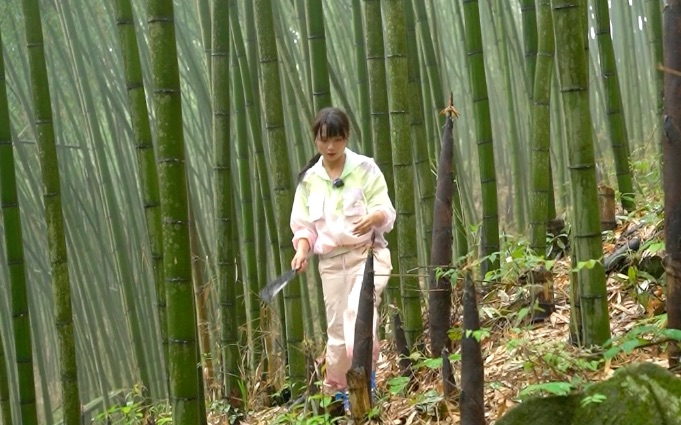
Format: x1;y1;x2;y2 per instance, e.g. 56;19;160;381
602;319;681;360
268;392;343;425
208;399;246;424
519;381;573;398
412;389;444;416
386;376;411;396
93;388;170;425
580;393;607;407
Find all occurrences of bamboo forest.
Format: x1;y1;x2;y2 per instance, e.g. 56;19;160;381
1;0;681;424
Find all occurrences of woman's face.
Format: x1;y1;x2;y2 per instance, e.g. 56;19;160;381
315;126;347;165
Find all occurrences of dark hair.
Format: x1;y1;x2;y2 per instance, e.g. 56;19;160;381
297;108;351;183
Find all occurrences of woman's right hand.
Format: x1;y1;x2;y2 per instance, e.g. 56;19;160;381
291;239;311;271
291;251;309;272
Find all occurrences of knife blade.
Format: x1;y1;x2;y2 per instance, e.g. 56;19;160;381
259;268;298;303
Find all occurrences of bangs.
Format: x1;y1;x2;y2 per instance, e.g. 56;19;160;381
314;109;349;140
318;121;346;140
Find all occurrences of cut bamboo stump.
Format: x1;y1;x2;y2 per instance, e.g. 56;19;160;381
547;217;568;259
598;184;617;231
347;367;372;419
526;267;554;322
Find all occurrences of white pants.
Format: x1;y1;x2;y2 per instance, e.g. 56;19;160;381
319;246;392;392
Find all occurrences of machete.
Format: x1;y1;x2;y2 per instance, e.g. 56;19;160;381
259;268;298;303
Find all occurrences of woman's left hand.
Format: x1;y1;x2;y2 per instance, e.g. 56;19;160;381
352;211;384;236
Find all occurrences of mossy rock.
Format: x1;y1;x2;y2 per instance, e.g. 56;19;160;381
496;362;681;425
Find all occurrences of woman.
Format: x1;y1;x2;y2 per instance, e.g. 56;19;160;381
290;107;396;405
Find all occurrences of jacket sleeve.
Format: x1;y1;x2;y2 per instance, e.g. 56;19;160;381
290;182;318;250
363;160;396;234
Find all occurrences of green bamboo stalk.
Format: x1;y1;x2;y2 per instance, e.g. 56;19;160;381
328;68;362;136
271;6;309;152
146;0;201;422
212;0;240;399
552;0;610;346
491;0;528;231
243;0;261;111
646;0;663;125
113;0;168;396
238;1;284;269
404;0;434;267
253;0;306;395
271;1;327;343
233;1;284;367
352;0;372;155
520;0;538;92
278;73;316;342
230;34;263;371
461;0;500;277
0;332;12;425
619;3;644;148
305;0;332;111
295;0;313;105
0;25;39;425
55;2;151;408
62;0;155;402
594;0;635;211
272;4;326;336
277;40;308;171
196;0;212;78
529;0;555;255
20;0;81;422
270;5;313;125
550;71;570;213
187;202;209;425
363;0;401;314
383;0;423;347
412;0;444;152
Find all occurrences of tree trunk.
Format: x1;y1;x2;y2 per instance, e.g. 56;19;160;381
383;0;423;348
230;15;264;376
404;0;435;268
146;0;202;422
352;0;372;155
0;334;12;425
461;0;500;277
529;0;554;255
412;0;444;146
20;0;81;422
305;0;332;112
211;0;240;401
646;0;664;136
552;0;610;346
253;0;306;395
363;0;401;311
520;0;538;90
663;0;681;370
594;0;635;211
0;27;39;425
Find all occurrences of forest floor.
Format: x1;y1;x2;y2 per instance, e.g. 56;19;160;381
226;210;668;425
